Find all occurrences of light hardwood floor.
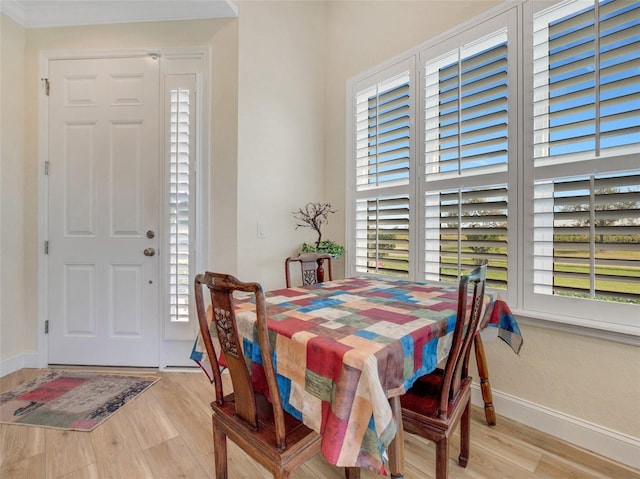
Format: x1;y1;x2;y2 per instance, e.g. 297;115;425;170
1;368;638;479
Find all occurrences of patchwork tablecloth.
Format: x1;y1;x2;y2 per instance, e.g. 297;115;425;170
191;276;522;473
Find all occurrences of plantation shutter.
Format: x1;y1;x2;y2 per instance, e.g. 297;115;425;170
355;196;410;276
425;186;508;286
352;63;413;278
533;173;640;303
169;86;193;323
424;31;509;179
355;73;411;190
533;0;640;162
421;26;512;286
531;0;640;308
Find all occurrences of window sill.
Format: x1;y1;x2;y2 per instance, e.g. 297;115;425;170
508;308;640;346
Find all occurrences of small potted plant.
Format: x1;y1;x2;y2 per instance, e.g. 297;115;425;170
292;202;344;258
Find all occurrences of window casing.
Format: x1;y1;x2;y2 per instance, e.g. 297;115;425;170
525;0;639;328
162;52;208;345
346;0;639;335
420;16;515;290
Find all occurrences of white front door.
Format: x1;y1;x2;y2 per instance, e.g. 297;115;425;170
47;56;161;367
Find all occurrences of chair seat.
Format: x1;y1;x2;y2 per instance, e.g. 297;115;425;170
212;392;322;466
401;369;472;422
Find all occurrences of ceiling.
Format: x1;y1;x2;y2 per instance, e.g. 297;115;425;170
1;0;238;28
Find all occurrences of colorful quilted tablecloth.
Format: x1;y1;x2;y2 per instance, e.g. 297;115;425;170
191;276;522;473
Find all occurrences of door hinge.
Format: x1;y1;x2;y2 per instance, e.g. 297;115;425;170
41;78;50;96
45;161;50;175
44;240;49;255
45;320;49;334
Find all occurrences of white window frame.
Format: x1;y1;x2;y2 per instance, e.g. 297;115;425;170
161;50;210;349
347;57;417;279
417;9;518;302
345;0;640;338
521;0;639;334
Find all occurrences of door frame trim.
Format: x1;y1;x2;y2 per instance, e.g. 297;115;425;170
37;48;210;368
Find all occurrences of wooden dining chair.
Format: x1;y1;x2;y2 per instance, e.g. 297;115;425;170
400;262;487;479
284;252;333;288
194;272;360;479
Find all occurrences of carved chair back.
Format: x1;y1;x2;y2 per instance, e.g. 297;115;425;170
194;272;287;447
284;253;333;288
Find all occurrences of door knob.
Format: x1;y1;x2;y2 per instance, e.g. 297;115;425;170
144;247;156;257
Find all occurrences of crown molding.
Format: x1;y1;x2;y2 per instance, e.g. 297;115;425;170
0;0;27;25
0;0;238;28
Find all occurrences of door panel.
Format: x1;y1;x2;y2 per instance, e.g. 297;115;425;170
64;264;96;335
48;56;160;366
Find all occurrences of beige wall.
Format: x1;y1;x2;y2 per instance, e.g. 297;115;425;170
236;1;327;290
0;14;27;363
486;322;639;437
1;0;638;457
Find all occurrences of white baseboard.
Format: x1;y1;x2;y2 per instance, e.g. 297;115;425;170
0;351;40;378
471;385;640;471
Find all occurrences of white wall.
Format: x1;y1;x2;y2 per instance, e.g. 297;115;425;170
236;1;327;291
0;14;27;372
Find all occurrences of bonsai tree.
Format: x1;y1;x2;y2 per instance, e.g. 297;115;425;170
292;202;344;258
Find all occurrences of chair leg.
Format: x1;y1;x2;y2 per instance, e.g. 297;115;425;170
458;401;471;468
435;437;449;479
345;467;361;479
212;421;228;479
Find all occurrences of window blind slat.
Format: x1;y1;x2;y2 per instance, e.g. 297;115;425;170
169;88;191;323
549;5;593;36
533;170;640;303
534;0;640;166
355;196;410;277
425;185;508;287
424;29;508;181
355;72;411;191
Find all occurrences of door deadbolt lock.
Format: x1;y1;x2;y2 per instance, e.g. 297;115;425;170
146;230;155;239
143;247;156;257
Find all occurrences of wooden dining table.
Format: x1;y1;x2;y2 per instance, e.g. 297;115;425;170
191;276;522;477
